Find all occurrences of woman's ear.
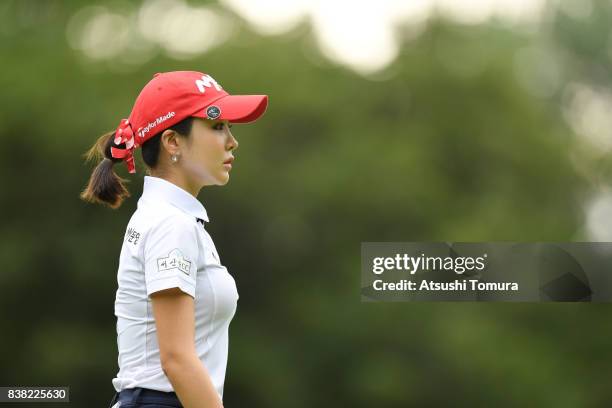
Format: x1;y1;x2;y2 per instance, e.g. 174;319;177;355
160;129;180;156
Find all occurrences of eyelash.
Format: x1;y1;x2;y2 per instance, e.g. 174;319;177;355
213;123;232;131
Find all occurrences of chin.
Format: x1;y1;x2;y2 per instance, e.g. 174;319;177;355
218;175;230;185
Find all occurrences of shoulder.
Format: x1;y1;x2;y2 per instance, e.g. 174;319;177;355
147;215;198;245
123;203;198;250
142;209;199;250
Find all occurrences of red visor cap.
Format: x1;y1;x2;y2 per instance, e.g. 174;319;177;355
129;71;269;146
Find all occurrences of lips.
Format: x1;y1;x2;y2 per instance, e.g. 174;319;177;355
223;157;234;164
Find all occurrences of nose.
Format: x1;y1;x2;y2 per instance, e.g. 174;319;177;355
227;128;238;151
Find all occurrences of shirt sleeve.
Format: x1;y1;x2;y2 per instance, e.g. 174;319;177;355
143;215;199;298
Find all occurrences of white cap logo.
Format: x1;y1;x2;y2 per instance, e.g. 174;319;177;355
195;74;222;93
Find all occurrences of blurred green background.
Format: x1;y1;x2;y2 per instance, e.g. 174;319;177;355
2;0;612;406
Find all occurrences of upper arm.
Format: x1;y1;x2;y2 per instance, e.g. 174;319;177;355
143;215;199;298
151;287;196;366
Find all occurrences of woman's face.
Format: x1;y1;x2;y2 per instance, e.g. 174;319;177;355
181;117;238;187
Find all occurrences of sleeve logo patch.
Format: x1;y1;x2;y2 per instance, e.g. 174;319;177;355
125;227;141;245
157;248;192;275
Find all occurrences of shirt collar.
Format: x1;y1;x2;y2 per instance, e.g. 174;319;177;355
139;176;209;222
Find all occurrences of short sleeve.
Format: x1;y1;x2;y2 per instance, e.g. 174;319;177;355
144;215;199;298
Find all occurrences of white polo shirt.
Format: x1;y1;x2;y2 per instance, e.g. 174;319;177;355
111;176;239;402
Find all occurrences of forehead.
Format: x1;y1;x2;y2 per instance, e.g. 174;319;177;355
192;117;226;128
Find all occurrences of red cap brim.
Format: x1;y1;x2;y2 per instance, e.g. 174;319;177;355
194;94;268;123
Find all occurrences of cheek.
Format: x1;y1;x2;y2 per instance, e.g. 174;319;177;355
198;137;225;165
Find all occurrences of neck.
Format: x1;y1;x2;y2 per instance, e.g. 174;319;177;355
149;169;202;198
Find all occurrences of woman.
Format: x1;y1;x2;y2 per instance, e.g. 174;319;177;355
80;71;268;408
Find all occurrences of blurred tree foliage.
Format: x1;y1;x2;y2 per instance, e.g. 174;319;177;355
0;0;610;407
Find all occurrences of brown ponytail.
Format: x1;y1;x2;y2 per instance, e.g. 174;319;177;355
80;130;130;209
